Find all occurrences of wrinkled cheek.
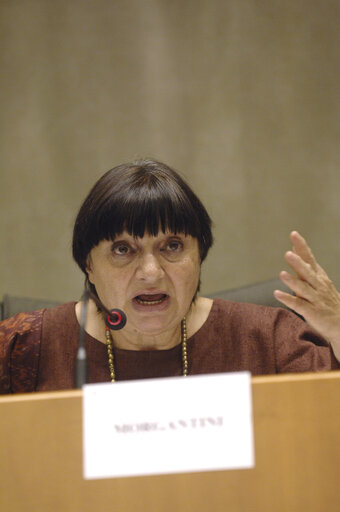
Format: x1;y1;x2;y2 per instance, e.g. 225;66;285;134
94;277;119;304
183;266;201;297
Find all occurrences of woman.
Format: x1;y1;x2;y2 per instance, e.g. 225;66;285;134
0;159;339;393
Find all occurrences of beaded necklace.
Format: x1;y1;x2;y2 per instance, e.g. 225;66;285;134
105;317;188;382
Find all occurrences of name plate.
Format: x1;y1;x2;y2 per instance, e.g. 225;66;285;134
83;372;254;479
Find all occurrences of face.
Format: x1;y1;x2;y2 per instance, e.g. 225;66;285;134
86;231;201;336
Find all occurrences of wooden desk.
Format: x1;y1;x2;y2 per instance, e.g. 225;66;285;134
1;372;339;512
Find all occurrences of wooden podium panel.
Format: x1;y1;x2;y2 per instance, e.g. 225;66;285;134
0;372;339;512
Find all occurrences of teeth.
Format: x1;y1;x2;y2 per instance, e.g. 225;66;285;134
136;297;165;305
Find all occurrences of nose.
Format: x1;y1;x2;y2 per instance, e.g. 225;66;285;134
135;253;164;282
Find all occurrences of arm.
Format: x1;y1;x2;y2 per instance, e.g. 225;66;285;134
0;311;43;393
274;231;340;361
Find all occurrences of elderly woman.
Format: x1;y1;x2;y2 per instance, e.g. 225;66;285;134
0;160;339;393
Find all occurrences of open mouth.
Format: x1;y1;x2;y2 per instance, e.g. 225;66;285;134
134;293;168;306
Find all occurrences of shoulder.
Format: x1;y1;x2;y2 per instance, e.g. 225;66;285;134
0;302;76;393
0;302;77;338
0;310;45;393
207;298;337;372
0;309;45;344
207;297;289;323
42;301;77;324
41;302;79;348
203;298;309;341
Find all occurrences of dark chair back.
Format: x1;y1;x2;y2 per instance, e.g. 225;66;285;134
1;294;61;320
208;278;289;308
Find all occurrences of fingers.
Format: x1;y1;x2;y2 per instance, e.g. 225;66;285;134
278;231;338;311
284;250;318;289
276;231;320;309
289;231;318;271
279;270;316;301
276;231;340;352
273;289;294;308
273;289;309;317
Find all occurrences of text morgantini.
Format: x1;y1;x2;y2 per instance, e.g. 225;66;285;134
114;416;224;434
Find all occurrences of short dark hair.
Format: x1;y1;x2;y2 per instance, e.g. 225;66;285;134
72;159;213;277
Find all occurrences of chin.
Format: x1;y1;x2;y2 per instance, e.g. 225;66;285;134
131;315;175;336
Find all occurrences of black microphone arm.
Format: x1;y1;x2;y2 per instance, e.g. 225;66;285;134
75;290;89;389
75;291;128;387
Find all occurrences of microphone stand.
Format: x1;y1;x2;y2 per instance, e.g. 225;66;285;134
75;290;89;388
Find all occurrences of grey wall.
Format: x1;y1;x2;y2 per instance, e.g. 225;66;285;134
1;0;339;302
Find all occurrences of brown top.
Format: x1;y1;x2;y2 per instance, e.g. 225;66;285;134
0;299;339;394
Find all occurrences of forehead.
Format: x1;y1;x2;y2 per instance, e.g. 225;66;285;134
112;230;196;243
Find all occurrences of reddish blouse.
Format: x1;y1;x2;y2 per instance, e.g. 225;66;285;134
0;299;339;394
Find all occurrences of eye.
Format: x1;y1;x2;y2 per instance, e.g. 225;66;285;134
167;240;183;252
112;242;131;256
161;238;184;256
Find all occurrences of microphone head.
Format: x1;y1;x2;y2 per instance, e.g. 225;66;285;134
105;308;127;330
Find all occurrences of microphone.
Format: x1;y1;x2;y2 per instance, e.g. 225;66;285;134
105;309;127;330
75;295;127;388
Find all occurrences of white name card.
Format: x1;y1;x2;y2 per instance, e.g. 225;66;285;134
83;372;254;479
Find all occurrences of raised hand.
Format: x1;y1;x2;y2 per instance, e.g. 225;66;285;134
274;231;340;360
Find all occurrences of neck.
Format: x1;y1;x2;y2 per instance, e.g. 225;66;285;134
75;298;186;351
111;323;183;351
75;296;213;351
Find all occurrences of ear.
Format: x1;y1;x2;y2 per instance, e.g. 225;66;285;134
85;255;94;284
